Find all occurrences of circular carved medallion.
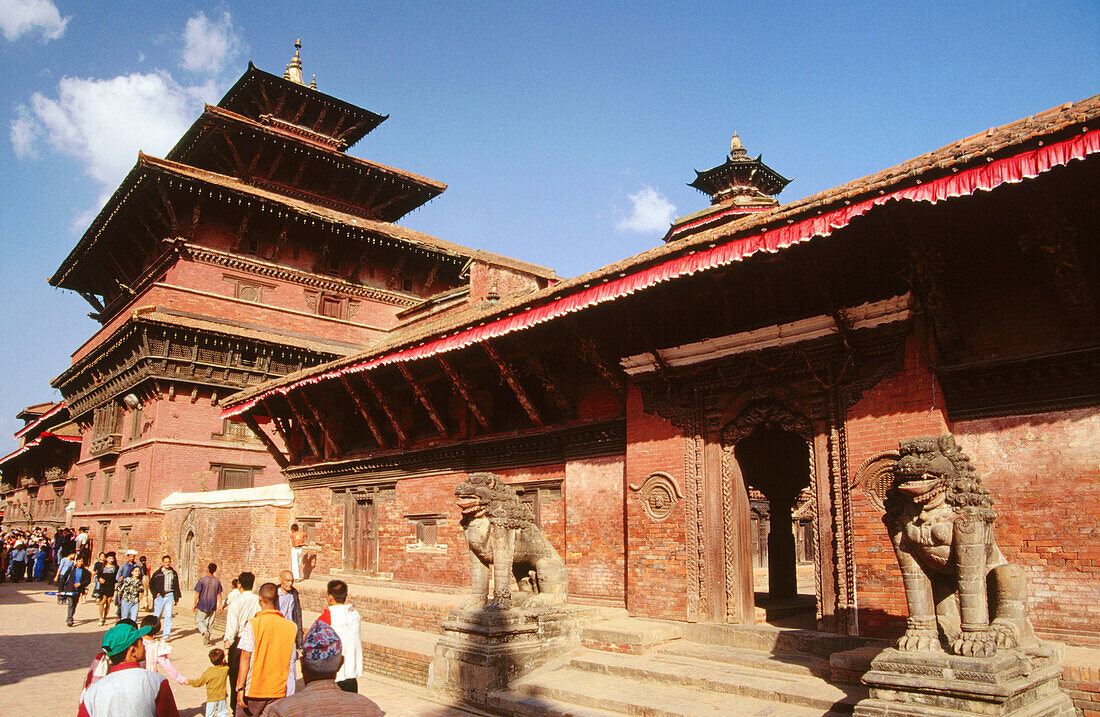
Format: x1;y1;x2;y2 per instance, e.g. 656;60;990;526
629;472;684;522
853;451;900;514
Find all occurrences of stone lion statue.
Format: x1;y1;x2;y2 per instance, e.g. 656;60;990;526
455;473;568;610
884;434;1035;657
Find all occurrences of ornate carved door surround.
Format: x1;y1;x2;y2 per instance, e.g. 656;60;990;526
635;319;911;632
721;400;817;623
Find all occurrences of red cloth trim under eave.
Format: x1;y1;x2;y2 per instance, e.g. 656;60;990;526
220;127;1100;421
12;402;66;440
0;432;82;466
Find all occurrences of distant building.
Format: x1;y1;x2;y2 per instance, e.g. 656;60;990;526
0;402;80;531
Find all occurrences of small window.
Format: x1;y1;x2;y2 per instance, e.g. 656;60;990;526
212;464;262;491
119;526;131;550
242;236;261;255
129;406;143;440
320;296;343;319
102;469;114;504
405;513;447;553
123;464;137;502
402;278;413;292
416;519;438;547
218;418;253;440
85;473;95;504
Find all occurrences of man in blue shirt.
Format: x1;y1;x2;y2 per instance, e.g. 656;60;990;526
60;554;92;626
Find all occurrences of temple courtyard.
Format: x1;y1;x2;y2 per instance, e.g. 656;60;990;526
0;581;482;717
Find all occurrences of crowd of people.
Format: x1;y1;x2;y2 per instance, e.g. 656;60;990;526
1;525;87;583
2;524;385;715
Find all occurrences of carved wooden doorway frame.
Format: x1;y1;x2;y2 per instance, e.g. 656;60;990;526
719;400;817;624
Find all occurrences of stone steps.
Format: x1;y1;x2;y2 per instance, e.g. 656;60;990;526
680;622;877;659
658;641;831;679
505;661;847;717
566;649;866;713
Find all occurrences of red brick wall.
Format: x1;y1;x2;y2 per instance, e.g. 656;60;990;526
624;383;689;620
845;332;951;637
953;409;1100;647
564;455;626;605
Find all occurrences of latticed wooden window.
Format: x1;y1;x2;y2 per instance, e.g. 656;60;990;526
320;296;343;319
213;464;260;491
416;519;438;547
102;469;114;504
85;473;95;504
123;464;137;502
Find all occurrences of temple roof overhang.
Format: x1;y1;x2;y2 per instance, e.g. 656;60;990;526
220;93;1100;420
689;154;792;200
50;152;552;296
166;105;446;221
14;402;69;441
219;63;387;149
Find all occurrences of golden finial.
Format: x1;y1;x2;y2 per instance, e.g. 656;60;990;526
283;39;304;85
730;131;747;158
309;74;317;90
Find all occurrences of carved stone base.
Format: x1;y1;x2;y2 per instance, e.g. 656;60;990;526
429;606;579;705
854;645;1075;716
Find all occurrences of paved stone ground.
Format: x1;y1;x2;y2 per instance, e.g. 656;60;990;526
0;581;484;717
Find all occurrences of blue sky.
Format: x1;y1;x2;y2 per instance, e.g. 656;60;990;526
0;1;1097;448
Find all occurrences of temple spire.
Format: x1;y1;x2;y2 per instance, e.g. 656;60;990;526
730;131;748;160
688;130;791;208
283;39;305;85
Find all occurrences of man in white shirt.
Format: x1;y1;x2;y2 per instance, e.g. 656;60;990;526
223;571;260;712
315;579;363;693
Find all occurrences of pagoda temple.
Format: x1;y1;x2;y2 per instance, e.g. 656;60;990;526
666;131;792;241
23;42;554;579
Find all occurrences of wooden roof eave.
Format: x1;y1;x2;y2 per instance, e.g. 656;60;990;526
218;64;387;149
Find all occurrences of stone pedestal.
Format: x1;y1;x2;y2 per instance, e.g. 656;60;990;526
855;645;1076;716
429;606;579;705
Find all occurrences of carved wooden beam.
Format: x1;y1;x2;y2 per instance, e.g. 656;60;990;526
291;96;308;124
271;225;290;261
889;208;961;348
233;206;254;253
291;156;309;187
339;375;388;449
261;400;299;465
422;262;442;294
386;254;407;291
565;319;625;397
190;196;203;240
373;192;412;214
222;131;246;172
314;106;329;134
361;374;409;445
1019;192;1096;324
243;413;289;469
264;149;285;181
398;364;449;437
297;389;341;458
330;113;347;139
484;342;542;425
515;343;573;414
154;181;179;232
282;393;323;458
79;292;105;314
245;141;265;176
438;356;490;430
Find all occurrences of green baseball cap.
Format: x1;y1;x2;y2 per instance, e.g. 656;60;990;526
101;623;153;657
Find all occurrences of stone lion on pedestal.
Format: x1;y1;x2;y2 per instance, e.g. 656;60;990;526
884;434;1036;657
455;473;568;610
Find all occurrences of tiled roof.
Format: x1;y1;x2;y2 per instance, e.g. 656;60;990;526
223;94;1100;411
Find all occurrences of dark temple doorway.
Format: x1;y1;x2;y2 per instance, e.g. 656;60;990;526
734;424;815;625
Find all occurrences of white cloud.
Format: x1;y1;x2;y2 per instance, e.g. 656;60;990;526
181;10;239;75
27;71;211;186
10;105;39;157
615;185;677;233
0;0;68;42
